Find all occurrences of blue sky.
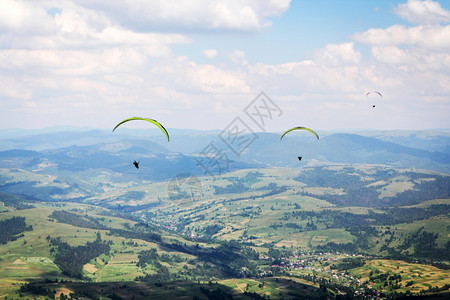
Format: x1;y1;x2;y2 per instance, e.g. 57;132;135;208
0;0;449;132
175;1;409;65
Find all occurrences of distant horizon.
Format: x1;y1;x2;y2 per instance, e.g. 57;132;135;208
2;125;450;131
1;125;450;137
1;123;449;174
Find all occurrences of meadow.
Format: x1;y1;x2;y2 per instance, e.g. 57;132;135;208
0;164;449;299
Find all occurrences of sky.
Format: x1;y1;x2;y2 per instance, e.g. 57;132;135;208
0;0;449;132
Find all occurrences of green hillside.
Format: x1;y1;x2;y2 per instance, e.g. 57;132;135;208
0;163;449;299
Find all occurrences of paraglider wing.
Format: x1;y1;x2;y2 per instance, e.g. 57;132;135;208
366;91;382;97
112;117;170;141
366;91;382;108
280;127;319;140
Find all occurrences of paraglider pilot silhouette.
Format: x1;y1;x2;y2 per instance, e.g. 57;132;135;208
133;160;140;169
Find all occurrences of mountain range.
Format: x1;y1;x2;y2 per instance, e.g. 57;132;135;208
1;128;449;173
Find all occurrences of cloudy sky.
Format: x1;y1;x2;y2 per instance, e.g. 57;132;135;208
1;0;449;132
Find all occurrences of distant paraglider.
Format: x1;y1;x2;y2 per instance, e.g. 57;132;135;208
133;160;140;169
366;91;382;108
298;157;302;161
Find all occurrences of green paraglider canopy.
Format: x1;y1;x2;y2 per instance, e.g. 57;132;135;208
280;126;319;140
112;117;170;141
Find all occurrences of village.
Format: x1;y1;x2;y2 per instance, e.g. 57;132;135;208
269;252;383;298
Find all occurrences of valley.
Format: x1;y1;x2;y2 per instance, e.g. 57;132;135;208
0;129;449;299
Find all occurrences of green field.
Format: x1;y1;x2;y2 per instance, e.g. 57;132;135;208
0;165;449;299
353;259;450;294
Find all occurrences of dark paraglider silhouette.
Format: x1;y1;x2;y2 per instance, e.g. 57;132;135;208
366;91;382;108
298;156;302;161
133;160;140;169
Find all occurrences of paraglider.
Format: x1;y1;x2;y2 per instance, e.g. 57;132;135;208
280;127;319;161
366;91;382;108
112;117;170;141
280;126;319;140
133;160;140;169
113;117;170;169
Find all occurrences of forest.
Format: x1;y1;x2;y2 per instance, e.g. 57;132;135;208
0;216;33;244
49;232;111;278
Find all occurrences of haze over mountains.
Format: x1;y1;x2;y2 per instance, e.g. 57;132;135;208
1;128;449;176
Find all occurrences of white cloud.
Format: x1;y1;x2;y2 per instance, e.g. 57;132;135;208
394;0;450;25
370;45;450;71
353;18;450;95
0;0;196;121
188;64;250;93
313;42;361;66
76;0;291;32
0;0;448;131
350;2;450;108
243;43;365;97
350;21;450;120
153;56;250;94
0;0;55;34
0;1;191;51
0;75;33;100
354;24;450;50
228;50;249;66
202;49;218;59
370;46;412;65
0;48;151;76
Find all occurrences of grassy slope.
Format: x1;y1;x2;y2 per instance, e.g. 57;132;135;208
136;166;448;252
0;203;198;298
1;164;449;298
